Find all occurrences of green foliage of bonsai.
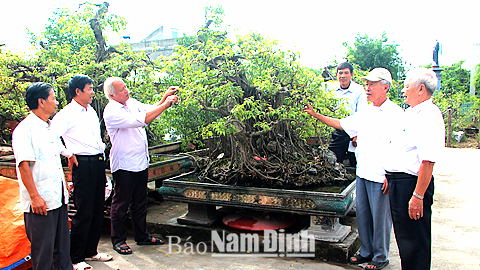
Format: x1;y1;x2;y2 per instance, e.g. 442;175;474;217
154;7;352;188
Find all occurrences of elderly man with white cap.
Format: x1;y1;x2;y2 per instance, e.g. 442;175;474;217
304;67;403;269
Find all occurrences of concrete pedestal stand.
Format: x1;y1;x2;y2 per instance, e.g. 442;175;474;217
309;216;351;243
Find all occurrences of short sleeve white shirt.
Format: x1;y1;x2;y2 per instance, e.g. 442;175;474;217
103;98;156;173
340;99;404;183
12;113;69;212
384;99;445;176
51;99;105;155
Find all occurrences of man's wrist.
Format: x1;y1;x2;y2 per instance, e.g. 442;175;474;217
413;192;424;200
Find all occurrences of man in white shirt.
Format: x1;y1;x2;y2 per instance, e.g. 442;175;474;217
327;62;367;167
384;68;445;270
304;68;403;269
103;77;178;255
52;75;113;269
12;82;75;270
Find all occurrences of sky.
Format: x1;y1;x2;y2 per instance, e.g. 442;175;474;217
2;0;480;71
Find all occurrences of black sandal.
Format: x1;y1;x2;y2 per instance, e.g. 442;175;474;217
349;254;372;264
113;241;132;255
366;260;389;269
136;236;165;245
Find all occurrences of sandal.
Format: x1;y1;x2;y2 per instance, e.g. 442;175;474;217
366;260;389;269
113;241;132;255
349;254;372;264
86;252;113;261
136;236;165;245
73;261;92;270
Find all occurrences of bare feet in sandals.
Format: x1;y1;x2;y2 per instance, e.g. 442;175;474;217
113;241;132;255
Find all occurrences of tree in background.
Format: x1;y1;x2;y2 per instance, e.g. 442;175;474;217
421;61;470;95
473;63;480;96
344;32;403;81
431;61;478;146
441;61;471;95
0;3;165;147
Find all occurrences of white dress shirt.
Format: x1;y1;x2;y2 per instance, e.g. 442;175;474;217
384;99;445;176
103;98;158;173
12;113;70;212
340;98;404;183
51;99;105;155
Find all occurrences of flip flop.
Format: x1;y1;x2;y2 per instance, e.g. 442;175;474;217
86;252;113;261
136;236;165;245
73;261;92;270
366;260;389;269
349;254;373;264
113;241;132;255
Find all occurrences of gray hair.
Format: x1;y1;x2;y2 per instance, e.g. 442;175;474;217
379;79;391;91
406;68;438;94
103;77;122;100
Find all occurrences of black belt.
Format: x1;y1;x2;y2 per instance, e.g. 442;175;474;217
385;171;417;179
76;154;104;162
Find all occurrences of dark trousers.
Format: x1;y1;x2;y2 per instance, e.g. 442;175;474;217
110;169;150;246
70;154;106;264
387;173;434;270
328;129;356;166
24;204;73;270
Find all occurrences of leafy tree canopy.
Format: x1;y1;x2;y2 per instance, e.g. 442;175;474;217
440;61;471;95
0;2;162;146
428;61;478;142
423;61;471;96
29;3;126;53
474;63;480;95
344;32;403;81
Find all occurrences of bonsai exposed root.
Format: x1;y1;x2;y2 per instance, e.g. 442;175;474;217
197;119;353;189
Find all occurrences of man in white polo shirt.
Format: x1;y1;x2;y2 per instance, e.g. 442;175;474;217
304;68;403;269
12;82;75;270
384;68;445;270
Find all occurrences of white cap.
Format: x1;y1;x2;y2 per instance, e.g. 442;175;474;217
361;68;392;84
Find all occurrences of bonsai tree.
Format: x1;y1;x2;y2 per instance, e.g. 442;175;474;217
157;7;353;189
